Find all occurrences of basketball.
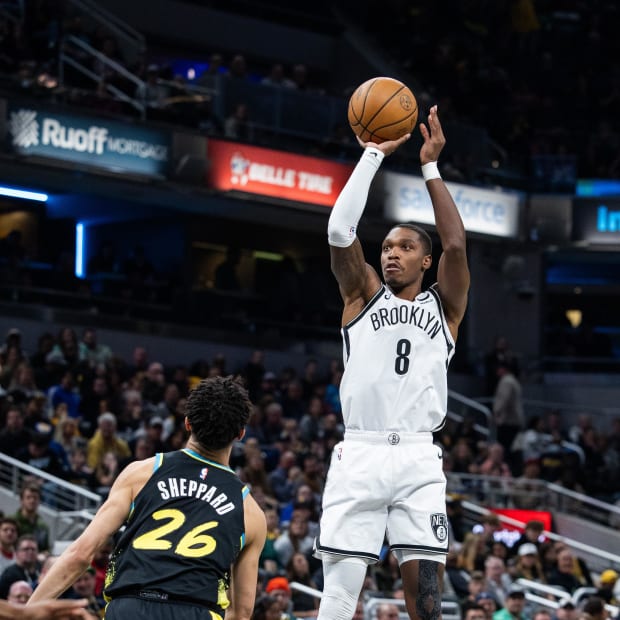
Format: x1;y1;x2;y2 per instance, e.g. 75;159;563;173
348;77;418;144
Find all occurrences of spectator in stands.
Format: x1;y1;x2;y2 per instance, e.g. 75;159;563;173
512;458;545;510
458;532;488;572
261;63;295;89
461;571;489;607
47;328;80;372
141;362;166;409
251;594;281;620
69;566;104;618
299;395;327;445
259;508;281;574
531;609;553;620
227;54;248;82
10;486;50;553
493;363;524;472
67;447;92;489
274;512;314;568
280;379;305;421
7;363;40;404
581;596;607;620
513;543;546;583
512;520;545;556
484;555;513;606
0;518;18;574
264;577;295;620
16;430;69;482
285;552;319;618
90;450;120;499
596;569;619;606
0;405;30;457
262;401;285;446
376;602;401;620
47;370;81;421
268;450;297;504
0;535;40;599
7;579;32;605
135;63;168;111
224;103;254;142
463;603;487;620
554;601;578;620
0;344;24;389
485;337;520;396
86;412;131;471
546;547;588;594
89;537;113;598
475;591;500;620
78;328;112;369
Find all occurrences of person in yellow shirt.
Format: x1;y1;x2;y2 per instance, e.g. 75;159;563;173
86;413;131;471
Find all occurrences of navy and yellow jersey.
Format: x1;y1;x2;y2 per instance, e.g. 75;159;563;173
104;449;248;614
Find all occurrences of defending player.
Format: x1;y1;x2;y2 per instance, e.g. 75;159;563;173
28;376;267;620
315;105;470;620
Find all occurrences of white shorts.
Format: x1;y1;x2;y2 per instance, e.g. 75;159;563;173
314;430;449;563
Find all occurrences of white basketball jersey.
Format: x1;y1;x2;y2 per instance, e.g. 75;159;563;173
339;283;455;433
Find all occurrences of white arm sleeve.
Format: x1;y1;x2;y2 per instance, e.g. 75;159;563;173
327;147;385;247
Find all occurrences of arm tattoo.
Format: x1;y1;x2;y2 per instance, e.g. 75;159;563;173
416;560;441;620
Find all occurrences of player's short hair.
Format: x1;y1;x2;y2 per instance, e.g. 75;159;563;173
391;222;432;256
186;376;251;450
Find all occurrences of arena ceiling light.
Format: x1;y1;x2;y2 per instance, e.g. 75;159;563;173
0;185;48;202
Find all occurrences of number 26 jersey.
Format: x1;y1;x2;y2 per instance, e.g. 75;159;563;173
104;449;247;612
339;284;455;433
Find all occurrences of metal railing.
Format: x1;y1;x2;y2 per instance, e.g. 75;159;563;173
63;0;146;63
289;582;461;620
59;34;146;116
447;389;493;439
0;453;101;548
448;472;620;527
460;499;620;573
516;579;619;617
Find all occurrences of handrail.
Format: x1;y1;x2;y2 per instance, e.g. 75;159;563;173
289;582;461;619
0;452;102;509
60;34;146;116
447;389;494;439
62;0;145;59
517;579;619;617
461;500;620;566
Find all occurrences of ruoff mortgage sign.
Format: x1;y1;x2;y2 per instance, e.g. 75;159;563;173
7;105;170;177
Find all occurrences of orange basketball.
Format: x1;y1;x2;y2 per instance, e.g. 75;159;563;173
348;77;418;144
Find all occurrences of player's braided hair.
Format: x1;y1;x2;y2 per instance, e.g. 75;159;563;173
186;376;251;450
395;222;432;256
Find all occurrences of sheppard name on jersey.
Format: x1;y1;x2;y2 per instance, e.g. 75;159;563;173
157;478;236;515
370;304;442;338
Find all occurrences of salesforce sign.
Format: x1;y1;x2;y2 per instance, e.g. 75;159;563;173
7;106;169;177
383;170;521;238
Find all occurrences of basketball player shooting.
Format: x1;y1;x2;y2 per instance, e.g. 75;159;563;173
314;105;470;620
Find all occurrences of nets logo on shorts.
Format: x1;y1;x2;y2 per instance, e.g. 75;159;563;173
430;513;448;543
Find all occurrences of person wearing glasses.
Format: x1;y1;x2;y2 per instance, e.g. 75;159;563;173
0;535;40;599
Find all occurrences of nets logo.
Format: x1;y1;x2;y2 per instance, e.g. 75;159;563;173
430;513;448;543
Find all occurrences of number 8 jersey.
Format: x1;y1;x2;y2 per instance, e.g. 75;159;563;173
104;449;247;614
339;283;455;434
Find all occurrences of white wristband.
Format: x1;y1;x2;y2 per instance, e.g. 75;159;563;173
421;161;441;181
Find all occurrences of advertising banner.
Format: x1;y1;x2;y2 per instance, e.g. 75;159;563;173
7;104;170;177
207;139;354;207
384;170;522;238
572;197;620;243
